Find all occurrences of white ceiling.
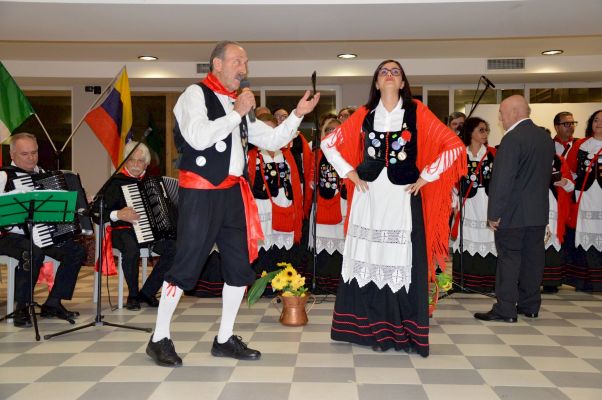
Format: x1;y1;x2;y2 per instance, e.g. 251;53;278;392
1;0;602;86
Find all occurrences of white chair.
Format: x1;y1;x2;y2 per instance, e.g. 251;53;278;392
92;224;157;309
1;254;59;319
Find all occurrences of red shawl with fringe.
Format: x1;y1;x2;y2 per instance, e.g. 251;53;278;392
555;155;573;243
324;100;466;281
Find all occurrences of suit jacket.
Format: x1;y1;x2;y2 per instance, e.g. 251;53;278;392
488;119;554;229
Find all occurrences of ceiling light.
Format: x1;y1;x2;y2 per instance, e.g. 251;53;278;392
541;49;563;56
138;55;158;61
337;53;357;59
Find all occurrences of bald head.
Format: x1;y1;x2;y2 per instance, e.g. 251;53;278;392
499;95;531;131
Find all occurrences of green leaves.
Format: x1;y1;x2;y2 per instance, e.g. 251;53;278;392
247;270;280;307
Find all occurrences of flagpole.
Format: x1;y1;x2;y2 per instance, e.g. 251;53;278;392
60;66;126;154
32;113;60;168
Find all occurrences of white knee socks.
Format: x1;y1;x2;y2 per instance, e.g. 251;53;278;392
217;284;246;343
152;281;183;342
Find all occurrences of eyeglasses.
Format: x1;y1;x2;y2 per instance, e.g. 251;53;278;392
556;121;578;127
378;67;402;77
478;128;490;133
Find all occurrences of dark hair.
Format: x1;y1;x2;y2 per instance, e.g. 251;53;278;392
553;111;573;126
365;60;413;111
209;40;242;72
447;111;466;126
461;117;489;146
585;109;602;138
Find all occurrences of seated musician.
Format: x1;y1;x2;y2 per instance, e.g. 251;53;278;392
0;133;85;327
102;141;175;310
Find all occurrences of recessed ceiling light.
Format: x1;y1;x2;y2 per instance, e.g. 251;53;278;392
337;53;357;59
138;55;158;61
541;49;563;56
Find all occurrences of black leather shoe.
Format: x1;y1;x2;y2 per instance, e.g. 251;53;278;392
40;304;75;322
518;309;539;318
58;303;80;318
137;292;159;307
125;297;141;311
542;286;559;294
146;337;182;367
211;335;261;360
13;308;32;328
474;310;517;323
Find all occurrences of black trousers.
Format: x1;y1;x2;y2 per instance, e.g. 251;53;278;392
111;229;175;298
165;185;255;291
492;226;546;318
0;233;85;303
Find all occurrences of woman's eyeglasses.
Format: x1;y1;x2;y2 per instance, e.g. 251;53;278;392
378;68;402;77
478;127;490;133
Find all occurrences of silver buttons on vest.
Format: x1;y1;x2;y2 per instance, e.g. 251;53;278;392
196;156;207;167
215;141;227;153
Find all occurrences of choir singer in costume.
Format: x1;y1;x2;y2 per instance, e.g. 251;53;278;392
321;60;465;357
146;40;320;367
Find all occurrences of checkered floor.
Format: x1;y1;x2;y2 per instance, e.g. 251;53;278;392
1;267;602;400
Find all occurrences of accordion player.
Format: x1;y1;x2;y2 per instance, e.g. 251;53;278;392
98;141;177;310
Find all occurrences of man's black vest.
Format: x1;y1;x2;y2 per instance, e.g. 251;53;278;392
173;83;248;185
356;102;419;185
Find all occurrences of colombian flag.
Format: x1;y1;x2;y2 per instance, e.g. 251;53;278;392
84;68;132;167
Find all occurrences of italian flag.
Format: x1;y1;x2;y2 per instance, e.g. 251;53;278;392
0;61;34;144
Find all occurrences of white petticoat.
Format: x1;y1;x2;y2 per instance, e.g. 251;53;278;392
451;188;497;256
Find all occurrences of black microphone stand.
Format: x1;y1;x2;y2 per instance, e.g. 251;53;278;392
308;71;321;293
44;129;154;340
441;77;496;300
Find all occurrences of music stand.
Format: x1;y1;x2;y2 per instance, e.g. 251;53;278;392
44;131;153;340
0;190;77;341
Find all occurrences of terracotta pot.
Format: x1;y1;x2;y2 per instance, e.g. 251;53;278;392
273;294;315;326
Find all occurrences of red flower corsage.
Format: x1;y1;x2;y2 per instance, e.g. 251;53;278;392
401;130;412;142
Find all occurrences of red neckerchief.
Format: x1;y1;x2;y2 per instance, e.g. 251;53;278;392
553;135;574;156
201;72;238;98
121;167;146;180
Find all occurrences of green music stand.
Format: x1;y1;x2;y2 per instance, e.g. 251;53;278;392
0;190;77;341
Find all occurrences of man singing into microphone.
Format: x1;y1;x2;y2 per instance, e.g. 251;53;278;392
146;40;320;367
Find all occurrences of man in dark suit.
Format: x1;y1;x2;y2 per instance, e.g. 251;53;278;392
474;95;554;323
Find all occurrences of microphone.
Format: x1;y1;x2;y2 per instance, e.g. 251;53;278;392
142;127;152;138
481;75;496;88
239;79;256;123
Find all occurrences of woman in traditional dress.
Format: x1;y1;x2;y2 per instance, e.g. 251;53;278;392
541;153;574;293
321;60;465;357
248;114;304;276
565;109;602;292
451;117;497;293
308;118;347;293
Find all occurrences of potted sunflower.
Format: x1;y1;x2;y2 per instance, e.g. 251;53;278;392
248;262;313;326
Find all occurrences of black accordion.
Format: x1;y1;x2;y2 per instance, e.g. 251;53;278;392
120;176;178;245
11;170;93;248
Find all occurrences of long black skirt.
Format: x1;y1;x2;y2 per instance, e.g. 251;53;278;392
330;194;429;357
542;247;563;288
452;252;496;293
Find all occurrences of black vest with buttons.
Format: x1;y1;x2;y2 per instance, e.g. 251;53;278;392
173;83;249;186
318;154;346;200
356;102;419;185
575;147;602;192
251;154;293;200
460;150;495;199
550;154;562;200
